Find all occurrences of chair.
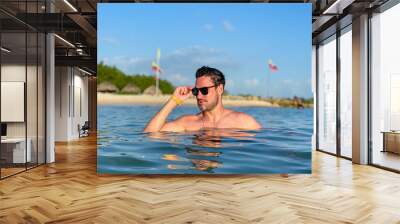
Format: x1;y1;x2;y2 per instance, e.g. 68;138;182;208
78;121;90;138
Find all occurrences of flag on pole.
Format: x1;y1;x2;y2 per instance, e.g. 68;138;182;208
156;48;161;61
268;59;278;73
151;61;162;73
153;48;161;95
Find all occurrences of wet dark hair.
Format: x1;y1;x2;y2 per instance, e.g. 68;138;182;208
195;66;225;89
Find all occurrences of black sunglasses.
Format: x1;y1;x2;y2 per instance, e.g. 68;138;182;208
191;85;217;96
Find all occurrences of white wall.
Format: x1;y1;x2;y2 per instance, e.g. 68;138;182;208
55;67;89;141
1;63;46;164
1;65;26;81
1;65;26;142
55;66;69;141
73;72;89;137
1;82;25;122
1;65;26;127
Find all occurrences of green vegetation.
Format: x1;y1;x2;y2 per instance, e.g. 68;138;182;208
97;62;313;108
222;90;229;96
268;96;313;108
302;97;314;105
235;94;314;108
97;62;174;94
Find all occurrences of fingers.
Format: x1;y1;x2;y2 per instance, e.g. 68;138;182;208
182;87;189;96
182;86;190;94
176;87;184;96
186;86;193;97
176;86;192;97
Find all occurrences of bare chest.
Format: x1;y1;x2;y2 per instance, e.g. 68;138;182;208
184;116;239;131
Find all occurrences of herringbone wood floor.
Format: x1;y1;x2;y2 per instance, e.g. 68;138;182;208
1;135;400;224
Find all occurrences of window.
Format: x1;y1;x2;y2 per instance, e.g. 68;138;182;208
0;1;46;179
370;2;400;171
317;35;337;154
339;26;352;158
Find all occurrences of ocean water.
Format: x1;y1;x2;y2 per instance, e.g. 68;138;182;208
97;105;313;174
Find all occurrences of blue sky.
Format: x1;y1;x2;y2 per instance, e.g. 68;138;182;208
98;3;312;98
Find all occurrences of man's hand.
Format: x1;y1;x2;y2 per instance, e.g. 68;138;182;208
173;86;193;102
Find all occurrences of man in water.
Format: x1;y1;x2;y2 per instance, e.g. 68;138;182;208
144;66;262;132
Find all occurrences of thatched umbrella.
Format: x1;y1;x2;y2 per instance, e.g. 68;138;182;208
121;83;141;94
97;81;118;93
143;85;162;95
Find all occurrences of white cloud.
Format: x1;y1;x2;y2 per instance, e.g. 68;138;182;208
100;56;146;74
222;20;235;32
101;37;120;45
203;24;213;31
224;79;235;94
282;79;293;84
226;79;235;88
244;78;259;87
100;45;239;84
100;57;109;63
170;73;191;86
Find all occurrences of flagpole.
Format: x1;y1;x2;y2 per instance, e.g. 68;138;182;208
268;70;270;99
266;65;269;99
156;49;160;96
156;70;159;96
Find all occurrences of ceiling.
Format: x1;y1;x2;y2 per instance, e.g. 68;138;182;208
0;0;393;74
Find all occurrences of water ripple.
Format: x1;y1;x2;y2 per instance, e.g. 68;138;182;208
97;105;313;174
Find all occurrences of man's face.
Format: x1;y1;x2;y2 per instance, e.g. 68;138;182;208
194;76;221;112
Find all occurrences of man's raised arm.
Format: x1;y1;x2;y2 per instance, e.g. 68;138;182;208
143;86;192;133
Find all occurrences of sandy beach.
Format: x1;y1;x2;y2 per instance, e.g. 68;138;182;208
97;93;279;107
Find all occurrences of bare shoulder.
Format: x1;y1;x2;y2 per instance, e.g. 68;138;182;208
170;114;201;126
173;114;199;123
224;110;252;120
225;110;262;129
160;114;198;132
